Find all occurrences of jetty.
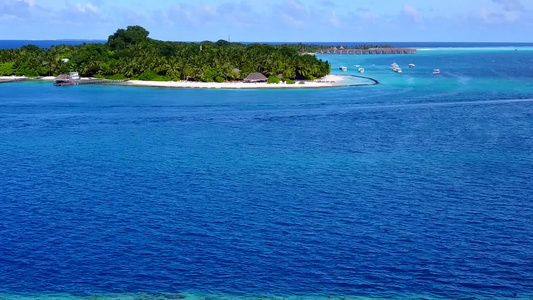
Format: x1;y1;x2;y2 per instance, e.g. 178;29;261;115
54;73;129;86
54;78;130;86
0;76;41;84
1;75;129;86
55;72;131;86
77;78;129;85
316;47;417;55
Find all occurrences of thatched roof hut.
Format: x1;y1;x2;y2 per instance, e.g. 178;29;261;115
55;74;69;81
54;74;72;86
243;73;267;83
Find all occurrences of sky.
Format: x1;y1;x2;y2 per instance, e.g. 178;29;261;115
0;0;532;42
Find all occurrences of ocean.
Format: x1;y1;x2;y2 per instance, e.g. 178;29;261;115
0;40;106;49
1;46;533;300
2;40;533;49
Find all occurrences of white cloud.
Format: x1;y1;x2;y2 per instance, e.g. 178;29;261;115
492;0;524;11
363;12;380;21
277;0;306;28
402;3;420;23
74;2;98;13
479;7;520;23
0;0;44;24
328;10;340;27
0;13;19;21
16;0;35;7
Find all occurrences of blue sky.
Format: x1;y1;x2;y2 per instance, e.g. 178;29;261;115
1;0;532;42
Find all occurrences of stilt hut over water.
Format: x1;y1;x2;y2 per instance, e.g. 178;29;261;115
316;47;417;55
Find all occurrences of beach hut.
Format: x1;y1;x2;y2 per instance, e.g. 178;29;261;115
54;74;72;86
54;72;80;86
243;73;267;83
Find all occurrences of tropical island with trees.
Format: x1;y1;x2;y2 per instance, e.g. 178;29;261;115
0;26;334;84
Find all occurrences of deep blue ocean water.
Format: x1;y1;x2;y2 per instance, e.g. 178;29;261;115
0;40;106;49
1;47;533;300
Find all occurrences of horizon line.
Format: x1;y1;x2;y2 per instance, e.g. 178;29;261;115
2;39;533;44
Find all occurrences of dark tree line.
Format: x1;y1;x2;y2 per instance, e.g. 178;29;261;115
0;26;331;81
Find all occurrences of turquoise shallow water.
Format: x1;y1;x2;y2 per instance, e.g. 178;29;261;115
1;48;533;300
323;47;533;93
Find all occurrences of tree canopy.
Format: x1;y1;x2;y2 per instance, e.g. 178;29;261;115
0;26;331;81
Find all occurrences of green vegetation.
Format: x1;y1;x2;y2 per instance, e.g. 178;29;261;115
285;79;295;84
0;26;331;81
267;76;281;84
0;62;14;75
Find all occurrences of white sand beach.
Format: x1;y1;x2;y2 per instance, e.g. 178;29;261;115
1;74;363;89
124;74;349;89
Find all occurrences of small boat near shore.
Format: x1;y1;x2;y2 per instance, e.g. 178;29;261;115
339;66;347;71
390;62;403;73
390;63;402;73
54;72;80;86
409;64;415;68
69;72;80;81
358;68;365;73
433;69;440;75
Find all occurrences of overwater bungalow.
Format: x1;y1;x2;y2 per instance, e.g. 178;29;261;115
316;47;417;55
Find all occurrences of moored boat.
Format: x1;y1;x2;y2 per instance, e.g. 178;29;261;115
358;68;365;73
69;72;80;81
54;72;81;86
409;64;415;68
339;66;347;71
433;69;440;75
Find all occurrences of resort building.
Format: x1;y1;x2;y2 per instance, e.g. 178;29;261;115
54;72;80;86
243;73;268;83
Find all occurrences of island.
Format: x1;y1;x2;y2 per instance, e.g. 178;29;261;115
0;26;345;88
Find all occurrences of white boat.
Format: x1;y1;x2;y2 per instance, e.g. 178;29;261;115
390;62;399;70
358;68;365;73
395;68;403;73
433;69;440;75
69;72;80;81
354;64;360;68
54;72;80;86
409;64;415;68
339;66;347;71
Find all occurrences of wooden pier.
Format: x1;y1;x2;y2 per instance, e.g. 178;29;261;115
1;77;129;85
0;77;41;84
78;79;129;85
54;78;130;86
316;47;417;55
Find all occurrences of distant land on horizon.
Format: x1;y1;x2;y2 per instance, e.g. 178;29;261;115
2;40;533;50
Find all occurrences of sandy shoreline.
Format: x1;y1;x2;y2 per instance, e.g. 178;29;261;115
125;74;347;89
1;75;354;89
